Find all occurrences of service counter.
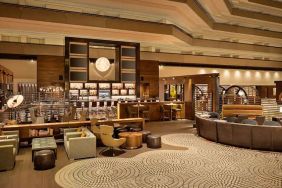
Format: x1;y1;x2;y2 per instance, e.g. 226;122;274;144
2;118;145;140
117;101;185;121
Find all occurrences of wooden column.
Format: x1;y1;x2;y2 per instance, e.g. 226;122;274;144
139;60;159;98
37;55;65;88
275;81;282;104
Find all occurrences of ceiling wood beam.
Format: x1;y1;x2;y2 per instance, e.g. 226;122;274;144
0;3;281;55
0;41;281;70
168;0;282;39
224;0;282;24
248;0;282;9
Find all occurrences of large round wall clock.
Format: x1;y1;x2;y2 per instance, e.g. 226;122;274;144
95;57;111;72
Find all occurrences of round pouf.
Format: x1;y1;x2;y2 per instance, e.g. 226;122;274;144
140;130;151;143
147;135;161;149
34;150;55;170
119;132;142;149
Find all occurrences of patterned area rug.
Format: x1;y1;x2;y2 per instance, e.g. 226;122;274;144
55;134;282;188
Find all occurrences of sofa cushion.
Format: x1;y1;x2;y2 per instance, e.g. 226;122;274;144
216;121;232;145
272;127;282;152
231;123;252;148
251;125;272;150
199;118;217;142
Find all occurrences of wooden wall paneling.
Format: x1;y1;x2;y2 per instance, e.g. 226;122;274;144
256;85;276;99
275;81;282;104
160;73;219;120
37;55;65;88
135;43;140;97
139;60;159;98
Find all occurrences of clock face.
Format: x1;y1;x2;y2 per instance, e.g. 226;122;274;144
95;57;110;72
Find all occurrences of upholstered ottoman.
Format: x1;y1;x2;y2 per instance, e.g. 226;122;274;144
118;132;142;149
34;150;55;170
140;130;151;143
147;135;161;148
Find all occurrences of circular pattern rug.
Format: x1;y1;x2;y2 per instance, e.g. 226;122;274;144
55;133;282;188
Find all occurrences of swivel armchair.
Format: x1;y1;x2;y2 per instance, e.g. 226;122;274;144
99;125;126;157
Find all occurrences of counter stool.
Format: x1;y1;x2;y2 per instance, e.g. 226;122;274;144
147;135;161;148
140;130;151;143
34;150;55;170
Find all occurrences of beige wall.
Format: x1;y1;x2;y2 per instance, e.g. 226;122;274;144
159;66;282;85
0;59;37;93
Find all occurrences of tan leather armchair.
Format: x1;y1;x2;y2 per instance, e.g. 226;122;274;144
2;130;19;154
99;125;126;157
63;128;96;160
0;137;17;171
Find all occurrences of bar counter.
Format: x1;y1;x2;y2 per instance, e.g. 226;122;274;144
2;118;145;140
117;101;185;121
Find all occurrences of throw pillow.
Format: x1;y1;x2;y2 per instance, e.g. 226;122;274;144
81;131;87;137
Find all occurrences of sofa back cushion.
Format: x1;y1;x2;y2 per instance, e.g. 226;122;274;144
231;123;252;148
199;118;217;142
251;125;272;150
216;121;232;145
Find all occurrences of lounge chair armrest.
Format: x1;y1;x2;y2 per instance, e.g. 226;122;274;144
0;139;17;148
63;128;80;134
66;132;82;141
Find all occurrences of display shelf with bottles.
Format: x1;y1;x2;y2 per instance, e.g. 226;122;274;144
69;83;98;102
194;84;213;115
69;82;136;101
112;83;135;96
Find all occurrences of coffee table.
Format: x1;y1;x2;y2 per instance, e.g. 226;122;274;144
32;137;57;161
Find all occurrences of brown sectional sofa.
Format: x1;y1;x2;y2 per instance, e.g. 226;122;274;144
195;116;282;152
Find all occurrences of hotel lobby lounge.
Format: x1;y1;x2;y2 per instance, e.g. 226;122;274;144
0;0;282;187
